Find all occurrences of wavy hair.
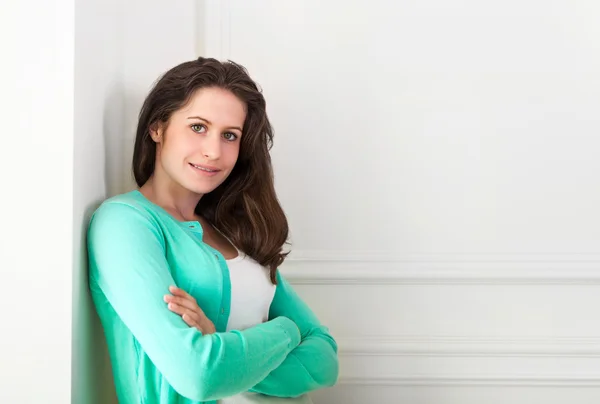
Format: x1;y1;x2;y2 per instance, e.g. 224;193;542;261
132;57;289;284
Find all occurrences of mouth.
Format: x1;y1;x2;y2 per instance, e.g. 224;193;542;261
189;163;221;175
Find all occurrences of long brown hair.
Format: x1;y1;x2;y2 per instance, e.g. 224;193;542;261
132;57;289;284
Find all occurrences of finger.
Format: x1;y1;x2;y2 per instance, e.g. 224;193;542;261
164;295;201;313
166;287;200;308
169;285;192;299
182;314;202;331
182;314;207;334
166;302;186;316
167;303;202;324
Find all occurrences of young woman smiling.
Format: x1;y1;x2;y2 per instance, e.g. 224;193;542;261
87;57;339;404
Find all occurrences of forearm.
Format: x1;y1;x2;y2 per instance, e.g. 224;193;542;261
249;326;339;397
88;202;303;401
179;316;302;400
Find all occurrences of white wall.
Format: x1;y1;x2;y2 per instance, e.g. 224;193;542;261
5;1;599;403
0;1;74;403
72;0;124;402
72;0;197;403
200;1;600;403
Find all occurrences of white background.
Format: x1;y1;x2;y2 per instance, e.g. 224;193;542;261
1;1;74;403
3;1;600;403
204;1;600;403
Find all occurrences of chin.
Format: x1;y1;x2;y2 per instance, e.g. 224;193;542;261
185;180;223;196
180;171;229;195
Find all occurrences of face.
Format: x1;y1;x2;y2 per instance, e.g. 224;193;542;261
151;87;246;196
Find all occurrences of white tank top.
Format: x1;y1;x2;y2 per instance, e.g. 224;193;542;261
218;253;313;404
224;252;276;332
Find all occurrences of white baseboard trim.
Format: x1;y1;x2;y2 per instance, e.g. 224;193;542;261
337;336;600;357
337;375;600;387
281;252;600;285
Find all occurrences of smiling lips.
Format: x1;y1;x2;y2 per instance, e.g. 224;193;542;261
190;163;221;176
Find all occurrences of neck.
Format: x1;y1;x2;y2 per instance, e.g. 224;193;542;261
141;170;202;222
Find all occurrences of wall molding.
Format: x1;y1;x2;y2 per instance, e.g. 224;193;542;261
337;335;600;357
336;336;600;387
337;375;600;387
281;251;600;285
199;0;231;59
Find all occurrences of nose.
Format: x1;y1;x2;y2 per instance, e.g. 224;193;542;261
201;132;221;160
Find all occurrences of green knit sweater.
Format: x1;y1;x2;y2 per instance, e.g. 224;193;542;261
87;190;339;403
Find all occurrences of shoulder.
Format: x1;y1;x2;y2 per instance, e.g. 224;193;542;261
88;190;161;236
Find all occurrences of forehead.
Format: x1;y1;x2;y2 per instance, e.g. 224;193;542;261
176;87;247;126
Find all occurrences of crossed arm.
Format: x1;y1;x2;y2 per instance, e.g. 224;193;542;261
87;202;339;401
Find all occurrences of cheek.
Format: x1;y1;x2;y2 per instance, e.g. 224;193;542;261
224;145;241;169
160;134;188;162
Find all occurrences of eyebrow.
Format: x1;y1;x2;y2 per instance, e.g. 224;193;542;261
187;116;243;132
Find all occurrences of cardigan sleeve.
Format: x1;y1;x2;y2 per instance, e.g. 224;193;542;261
87;201;301;402
248;271;339;397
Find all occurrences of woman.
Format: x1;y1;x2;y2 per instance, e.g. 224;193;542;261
87;57;339;404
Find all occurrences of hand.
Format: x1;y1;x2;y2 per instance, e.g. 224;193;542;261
164;286;216;335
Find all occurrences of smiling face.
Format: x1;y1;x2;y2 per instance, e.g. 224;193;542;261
150;87;247;197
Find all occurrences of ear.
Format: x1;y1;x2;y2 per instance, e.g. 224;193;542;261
149;122;163;143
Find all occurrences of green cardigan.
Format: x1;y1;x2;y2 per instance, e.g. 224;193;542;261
87;190;339;403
